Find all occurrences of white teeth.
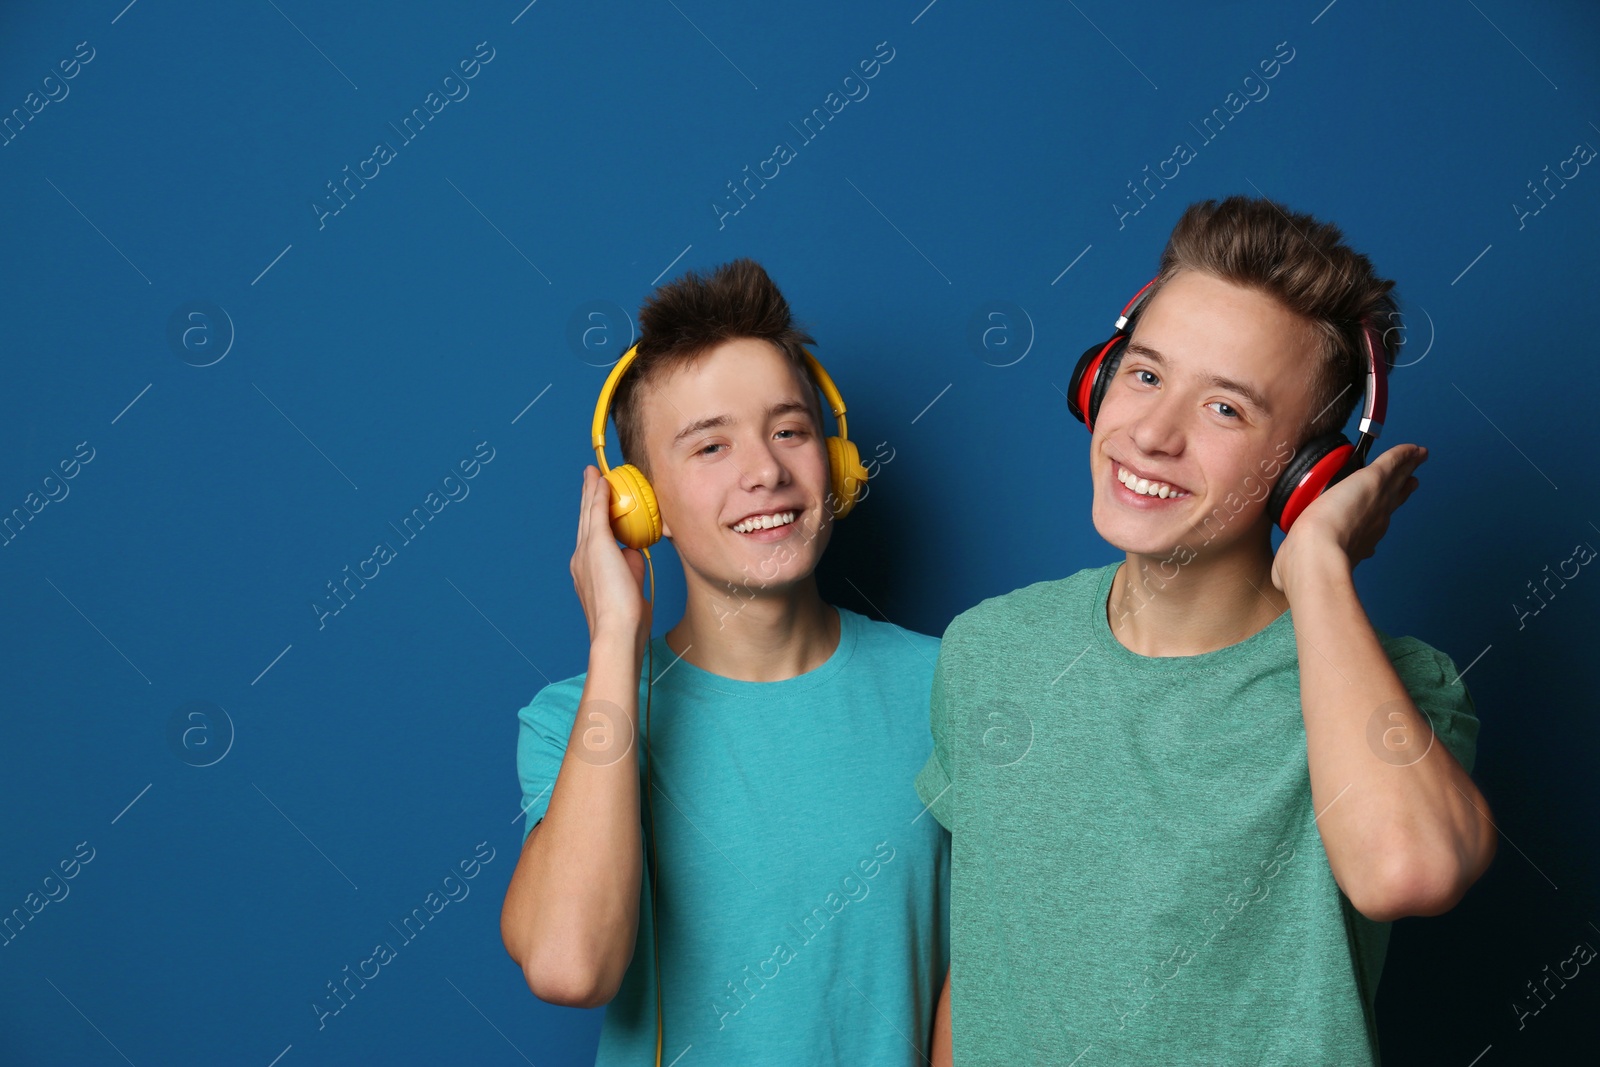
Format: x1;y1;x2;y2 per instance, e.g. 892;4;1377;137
733;510;796;534
1117;464;1187;499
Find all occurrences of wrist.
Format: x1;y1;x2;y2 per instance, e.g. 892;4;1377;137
1282;543;1353;603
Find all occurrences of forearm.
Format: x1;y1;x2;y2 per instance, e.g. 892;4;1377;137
1291;556;1495;919
502;629;645;1005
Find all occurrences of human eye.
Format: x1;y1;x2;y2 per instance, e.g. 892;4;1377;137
1208;401;1241;420
697;441;725;456
1132;368;1159;387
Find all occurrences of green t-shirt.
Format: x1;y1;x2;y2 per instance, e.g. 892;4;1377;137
913;561;1479;1066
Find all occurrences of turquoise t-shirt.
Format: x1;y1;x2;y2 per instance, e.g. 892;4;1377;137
913;562;1480;1066
516;605;950;1066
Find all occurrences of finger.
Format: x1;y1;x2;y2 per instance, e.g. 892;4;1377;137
576;466;594;553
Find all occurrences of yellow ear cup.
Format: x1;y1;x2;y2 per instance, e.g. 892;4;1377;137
604;463;662;550
826;435;870;519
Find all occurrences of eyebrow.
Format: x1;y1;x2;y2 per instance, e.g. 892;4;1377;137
672;400;816;447
1123;342;1273;417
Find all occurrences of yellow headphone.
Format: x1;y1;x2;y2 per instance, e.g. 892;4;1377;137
590;342;871;549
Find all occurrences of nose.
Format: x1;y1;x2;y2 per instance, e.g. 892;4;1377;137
738;433;789;492
1126;391;1186;458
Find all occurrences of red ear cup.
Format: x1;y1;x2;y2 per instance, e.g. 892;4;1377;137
1266;432;1356;533
1068;335;1128;430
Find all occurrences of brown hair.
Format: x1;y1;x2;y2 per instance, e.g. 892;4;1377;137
613;258;818;476
1144;195;1399;441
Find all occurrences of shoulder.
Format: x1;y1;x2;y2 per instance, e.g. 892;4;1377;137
1373;631;1481;772
840;604;941;662
516;670;588;735
1375;631;1469;687
945;563;1115;647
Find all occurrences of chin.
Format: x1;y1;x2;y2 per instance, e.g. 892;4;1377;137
1091;496;1185;558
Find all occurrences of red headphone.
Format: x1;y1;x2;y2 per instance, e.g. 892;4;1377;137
1066;277;1391;533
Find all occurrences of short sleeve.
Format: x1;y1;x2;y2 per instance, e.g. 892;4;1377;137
913;638;957;832
515;677;585;843
1386;638;1481;775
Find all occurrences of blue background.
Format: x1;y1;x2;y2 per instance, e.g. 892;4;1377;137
2;1;1596;1064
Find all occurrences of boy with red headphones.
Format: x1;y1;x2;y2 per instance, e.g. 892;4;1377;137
917;197;1496;1065
501;259;949;1065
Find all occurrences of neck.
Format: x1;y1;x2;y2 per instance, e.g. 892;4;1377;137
1107;531;1290;657
666;570;840;682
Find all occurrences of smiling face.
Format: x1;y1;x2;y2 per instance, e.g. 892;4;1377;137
1089;269;1321;558
639;336;833;600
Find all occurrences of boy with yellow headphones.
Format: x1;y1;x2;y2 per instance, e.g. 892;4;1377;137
918;197;1496;1065
500;258;949;1065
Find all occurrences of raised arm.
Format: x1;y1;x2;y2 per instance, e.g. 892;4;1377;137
500;465;653;1006
1274;444;1496;921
